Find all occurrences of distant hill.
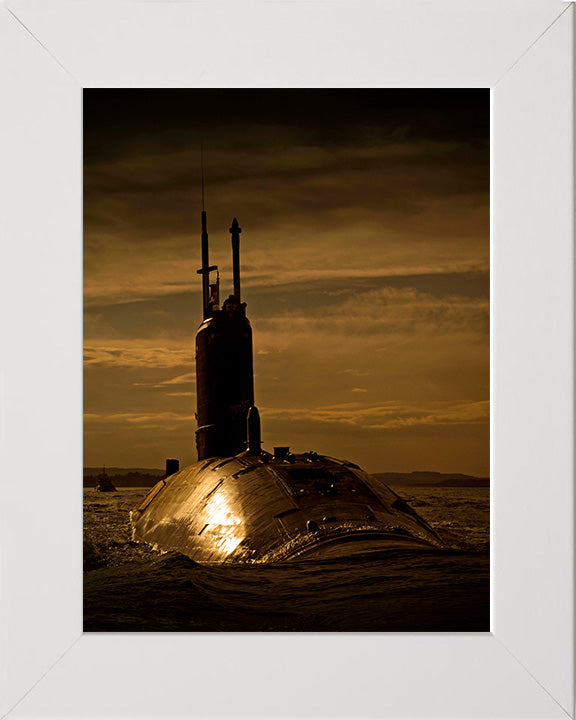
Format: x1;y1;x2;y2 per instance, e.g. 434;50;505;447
83;467;489;489
83;468;164;488
84;467;164;476
372;471;489;488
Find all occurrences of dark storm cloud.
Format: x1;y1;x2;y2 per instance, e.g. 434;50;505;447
85;139;486;196
84;137;487;240
84;89;488;250
84;89;488;163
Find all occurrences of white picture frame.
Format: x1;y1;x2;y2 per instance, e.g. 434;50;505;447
0;0;573;718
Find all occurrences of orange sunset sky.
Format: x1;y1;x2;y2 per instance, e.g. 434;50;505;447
83;89;489;475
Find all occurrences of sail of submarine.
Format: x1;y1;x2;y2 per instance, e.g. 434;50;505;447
131;208;444;563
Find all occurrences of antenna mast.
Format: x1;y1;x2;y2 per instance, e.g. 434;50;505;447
201;143;205;212
230;218;242;302
197;144;217;318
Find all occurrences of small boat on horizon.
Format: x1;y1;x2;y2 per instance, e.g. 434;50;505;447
95;466;117;493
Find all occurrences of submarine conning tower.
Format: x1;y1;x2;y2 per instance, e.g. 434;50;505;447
195;213;255;460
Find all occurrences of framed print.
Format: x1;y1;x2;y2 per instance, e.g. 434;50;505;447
81;87;490;633
0;0;573;718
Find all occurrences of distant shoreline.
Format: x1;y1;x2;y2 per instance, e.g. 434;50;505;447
83;467;489;489
83;468;163;488
375;472;489;488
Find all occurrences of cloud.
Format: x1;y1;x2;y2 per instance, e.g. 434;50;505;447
260;400;489;432
83;220;488;308
84;343;192;368
133;372;196;388
83;132;488;307
343;369;371;377
83;93;489;473
83;400;488;445
85;410;195;429
253;285;489;356
161;372;195;384
84;137;486;206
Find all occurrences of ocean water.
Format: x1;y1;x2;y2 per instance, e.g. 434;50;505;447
83;486;489;632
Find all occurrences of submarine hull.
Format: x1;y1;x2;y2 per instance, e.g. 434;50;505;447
132;452;443;563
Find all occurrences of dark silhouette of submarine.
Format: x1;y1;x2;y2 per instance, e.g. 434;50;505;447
131;210;444;563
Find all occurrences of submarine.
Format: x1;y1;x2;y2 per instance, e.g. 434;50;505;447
131;209;444;563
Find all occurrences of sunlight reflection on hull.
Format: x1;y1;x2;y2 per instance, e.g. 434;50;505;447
203;491;244;558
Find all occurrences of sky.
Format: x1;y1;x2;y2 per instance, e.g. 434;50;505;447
83;89;489;475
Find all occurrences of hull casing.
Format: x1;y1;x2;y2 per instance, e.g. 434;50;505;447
132;452;443;563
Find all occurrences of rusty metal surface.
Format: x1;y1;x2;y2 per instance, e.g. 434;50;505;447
131;452;444;563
